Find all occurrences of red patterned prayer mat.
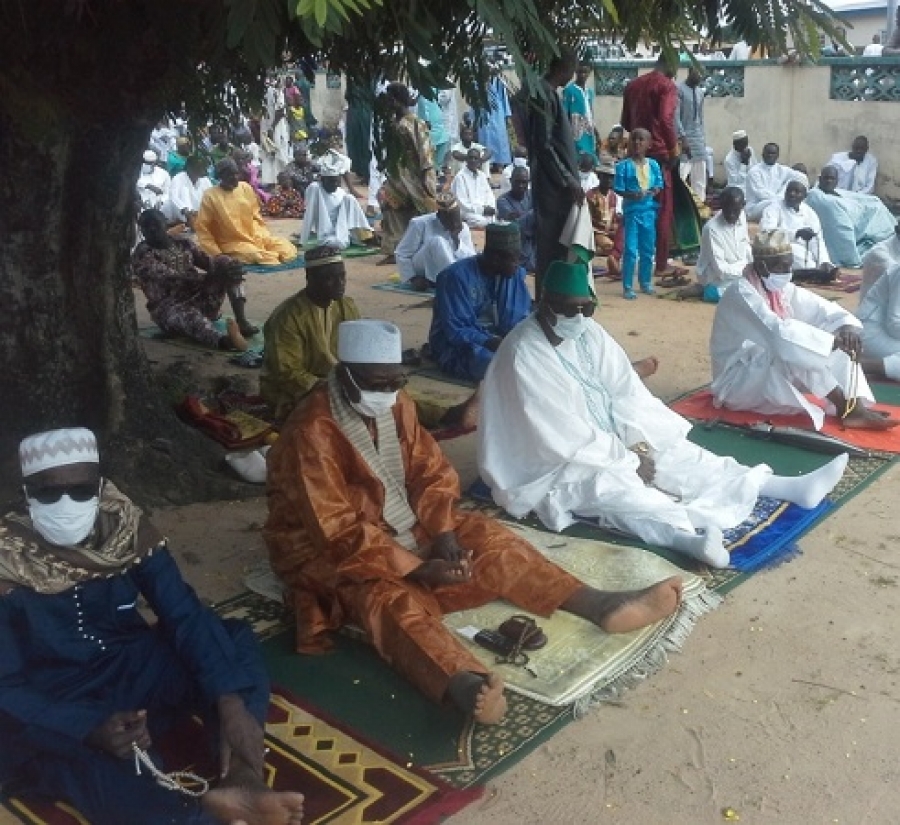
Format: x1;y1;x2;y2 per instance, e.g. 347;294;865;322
0;687;481;825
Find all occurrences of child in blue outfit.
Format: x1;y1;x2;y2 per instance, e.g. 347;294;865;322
613;128;665;299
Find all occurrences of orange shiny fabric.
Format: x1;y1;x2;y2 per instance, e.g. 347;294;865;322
264;384;582;703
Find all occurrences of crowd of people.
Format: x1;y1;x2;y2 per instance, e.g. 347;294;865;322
7;46;900;825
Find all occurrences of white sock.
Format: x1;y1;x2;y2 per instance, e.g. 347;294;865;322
759;453;848;509
669;526;729;568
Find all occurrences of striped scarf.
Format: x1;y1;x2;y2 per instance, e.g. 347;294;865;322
327;370;419;552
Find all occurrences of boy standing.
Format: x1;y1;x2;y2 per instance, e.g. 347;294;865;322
613;128;664;299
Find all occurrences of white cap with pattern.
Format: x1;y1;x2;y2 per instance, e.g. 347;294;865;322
20;428;99;477
338;320;403;364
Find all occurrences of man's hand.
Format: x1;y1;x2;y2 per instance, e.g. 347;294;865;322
795;227;816;242
740;148;753;163
833;325;862;358
635;454;656;485
406;559;470;587
218;694;266;778
430;531;473;576
484;336;502;352
568;180;585;206
483;206;496;217
86;710;151;759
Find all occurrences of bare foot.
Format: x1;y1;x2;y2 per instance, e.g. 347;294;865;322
239;322;260;337
458;385;481;429
226;319;249;352
447;671;507;724
598;578;682;633
202;786;305;825
676;283;704;301
841;405;899;430
632;357;659;380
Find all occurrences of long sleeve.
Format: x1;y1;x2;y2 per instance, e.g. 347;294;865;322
132;547;257;700
194;190;223;255
395;218;426;281
758;202;780;232
0;599;109;750
263;311;322;401
674;87;685;139
883;274;900;340
433;264;494;348
657;79;679;153
529;85;579;190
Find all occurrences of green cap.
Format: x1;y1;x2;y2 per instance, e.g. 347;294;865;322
543;260;593;298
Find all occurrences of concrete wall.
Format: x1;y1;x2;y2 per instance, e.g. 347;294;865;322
592;62;900;200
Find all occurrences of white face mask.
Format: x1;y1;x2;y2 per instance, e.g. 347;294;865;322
345;370;398;418
763;272;792;292
26;487;100;547
141;163;154;175
553;313;589;340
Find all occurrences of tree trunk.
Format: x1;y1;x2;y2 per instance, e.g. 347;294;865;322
0;97;246;506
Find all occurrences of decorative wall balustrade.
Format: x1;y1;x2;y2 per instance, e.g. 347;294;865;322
828;58;900;102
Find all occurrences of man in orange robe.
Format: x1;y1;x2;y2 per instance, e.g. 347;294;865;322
264;319;682;724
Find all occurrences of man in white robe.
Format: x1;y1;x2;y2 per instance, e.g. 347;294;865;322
448;124;491;177
858;260;900;381
300;154;374;249
804;166;895;269
478;260;848;569
137;150;171;210
710;230;895;431
680;187;753;302
827;136;877;195
744;143;802;222
860;225;900;302
260;81;292;185
162;155;212;227
723;129;757;192
395;193;476;290
450;148;496;228
759;180;839;277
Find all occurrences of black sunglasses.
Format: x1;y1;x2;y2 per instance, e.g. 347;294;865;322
347;368;409;393
545;300;597;319
25;482;99;505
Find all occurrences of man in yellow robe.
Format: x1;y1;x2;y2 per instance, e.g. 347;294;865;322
260;246;480;425
195;158;298;265
264;319;682;724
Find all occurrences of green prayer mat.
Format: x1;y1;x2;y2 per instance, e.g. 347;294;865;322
137;318;264;353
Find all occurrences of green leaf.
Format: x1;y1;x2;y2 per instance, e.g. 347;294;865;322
314;0;328;28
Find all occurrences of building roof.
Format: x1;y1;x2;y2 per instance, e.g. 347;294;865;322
825;0;886;11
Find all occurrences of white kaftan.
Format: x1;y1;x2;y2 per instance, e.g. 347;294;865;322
711;278;872;429
858;263;900;371
827;151;877;195
696;211;753;295
300;184;371;249
860;234;900;303
137;166;171;210
478;316;771;546
163;172;212;223
260;85;292;185
744;163;802;221
450;168;496;228
759;201;832;270
395;213;476;284
723;148;758;192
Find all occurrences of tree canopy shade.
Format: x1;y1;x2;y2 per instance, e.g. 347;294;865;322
0;0;841;501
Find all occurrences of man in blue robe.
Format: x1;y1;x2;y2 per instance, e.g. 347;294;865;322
0;428;305;825
428;222;531;381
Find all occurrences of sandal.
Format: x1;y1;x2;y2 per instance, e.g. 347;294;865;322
623;288;637;300
658;273;691;288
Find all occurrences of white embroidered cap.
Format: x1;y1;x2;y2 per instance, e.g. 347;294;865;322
338;320;402;364
20;428;99;477
732;129;748;140
317;150;349;178
143;149;158;163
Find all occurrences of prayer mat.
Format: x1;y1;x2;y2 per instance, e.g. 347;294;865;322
804;268;862;294
670;387;900;455
0;686;480;825
371;281;436;297
137;318;265;353
408;367;478;390
176;395;275;450
243;255;306;274
296;238;382;259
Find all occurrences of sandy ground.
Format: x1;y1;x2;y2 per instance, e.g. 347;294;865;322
138;216;900;825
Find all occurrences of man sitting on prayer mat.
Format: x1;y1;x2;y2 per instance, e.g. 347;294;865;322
711;230;897;431
428;221;531;382
478;261;849;569
450;147;497;228
264;320;684;724
261;246;478;428
744;143;804;222
496;166;536;273
827;135;877;195
195;158;298;266
861;223;900;303
804;165;896;269
133;209;255;351
300;153;374;250
394;192;476;292
585;156;622;279
678;186;753;302
723;129;758;193
0;428;305;825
